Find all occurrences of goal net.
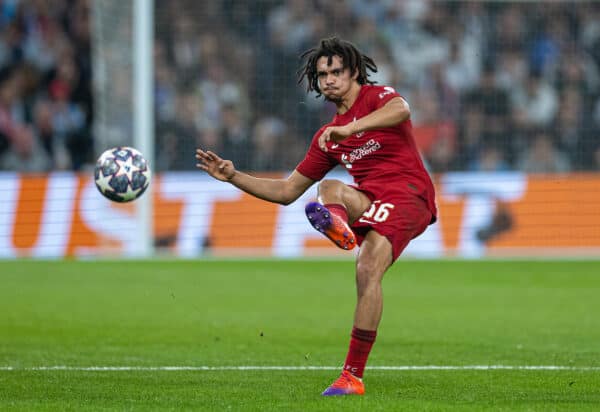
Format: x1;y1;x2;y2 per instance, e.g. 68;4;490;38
91;0;135;152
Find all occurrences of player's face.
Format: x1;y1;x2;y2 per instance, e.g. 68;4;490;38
316;55;355;103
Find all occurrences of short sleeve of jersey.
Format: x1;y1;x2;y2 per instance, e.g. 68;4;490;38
295;128;337;181
365;85;402;111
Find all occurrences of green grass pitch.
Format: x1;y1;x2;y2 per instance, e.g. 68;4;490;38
1;259;600;411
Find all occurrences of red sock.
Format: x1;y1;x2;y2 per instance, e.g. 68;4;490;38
324;203;348;222
343;327;377;378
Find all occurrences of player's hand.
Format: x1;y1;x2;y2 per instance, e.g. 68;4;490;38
318;124;354;152
195;149;236;181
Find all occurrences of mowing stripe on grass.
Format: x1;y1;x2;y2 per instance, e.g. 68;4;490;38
1;365;599;371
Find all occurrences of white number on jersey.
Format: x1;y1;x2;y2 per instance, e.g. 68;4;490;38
361;201;395;223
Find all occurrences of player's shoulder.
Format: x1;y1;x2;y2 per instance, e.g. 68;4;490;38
362;84;399;98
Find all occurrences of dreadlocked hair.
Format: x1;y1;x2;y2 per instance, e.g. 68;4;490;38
297;37;378;97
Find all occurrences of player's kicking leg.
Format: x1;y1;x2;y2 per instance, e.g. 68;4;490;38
304;180;381;396
304;179;370;250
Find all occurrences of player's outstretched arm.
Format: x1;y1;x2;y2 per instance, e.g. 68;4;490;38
196;149;314;205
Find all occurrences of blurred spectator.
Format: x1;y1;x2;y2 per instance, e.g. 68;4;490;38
156;90;203;170
267;0;319;54
428;62;460;120
366;42;398;89
528;7;571;76
411;89;457;172
50;54;88;169
511;69;558;129
554;89;589;169
554;48;600;95
441;25;481;94
469;144;510;172
250;116;288;171
496;48;528;91
456;104;485;168
517;130;571;173
351;15;381;54
463;64;510;134
489;3;528;54
0;123;51;172
458;2;489;46
387;4;450;85
33;99;59;164
171;14;202;76
220;103;250;170
579;4;600;69
426;134;456;173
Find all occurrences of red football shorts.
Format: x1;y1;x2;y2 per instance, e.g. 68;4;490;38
350;190;433;261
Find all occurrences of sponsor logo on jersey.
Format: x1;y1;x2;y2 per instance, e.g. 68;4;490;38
340;139;381;169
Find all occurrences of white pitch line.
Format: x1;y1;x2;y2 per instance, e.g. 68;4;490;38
1;365;599;371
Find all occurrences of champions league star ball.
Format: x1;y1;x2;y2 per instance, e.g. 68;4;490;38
94;146;151;202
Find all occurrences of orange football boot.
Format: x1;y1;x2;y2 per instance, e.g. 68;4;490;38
321;370;365;396
305;202;356;250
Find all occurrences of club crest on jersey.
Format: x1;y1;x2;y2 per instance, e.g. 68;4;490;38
340;139;381;169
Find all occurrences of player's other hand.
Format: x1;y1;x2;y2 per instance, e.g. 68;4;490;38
318;124;354;151
195;149;236;181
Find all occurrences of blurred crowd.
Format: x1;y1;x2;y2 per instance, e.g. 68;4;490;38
0;0;92;172
2;0;600;173
154;0;600;173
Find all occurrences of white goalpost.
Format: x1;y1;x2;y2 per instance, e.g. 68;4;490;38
133;0;154;257
92;0;155;257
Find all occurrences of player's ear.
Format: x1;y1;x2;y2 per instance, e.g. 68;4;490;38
351;68;359;80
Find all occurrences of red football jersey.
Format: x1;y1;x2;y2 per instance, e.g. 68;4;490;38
296;84;437;223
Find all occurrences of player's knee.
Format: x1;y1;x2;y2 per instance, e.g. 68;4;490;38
318;179;344;198
355;260;381;293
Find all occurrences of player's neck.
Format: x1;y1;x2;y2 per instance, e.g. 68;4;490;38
335;83;362;115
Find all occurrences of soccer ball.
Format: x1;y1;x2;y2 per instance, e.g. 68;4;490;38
94;146;151;202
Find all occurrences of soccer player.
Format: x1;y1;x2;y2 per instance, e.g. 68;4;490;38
196;37;437;396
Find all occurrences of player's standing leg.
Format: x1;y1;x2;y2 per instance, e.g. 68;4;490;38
321;231;393;396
